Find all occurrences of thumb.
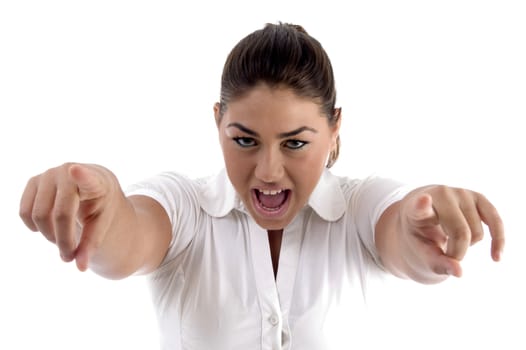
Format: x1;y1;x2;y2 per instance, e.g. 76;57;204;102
407;193;438;225
68;164;107;201
405;192;448;248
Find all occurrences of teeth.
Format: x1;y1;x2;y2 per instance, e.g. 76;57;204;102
259;189;283;195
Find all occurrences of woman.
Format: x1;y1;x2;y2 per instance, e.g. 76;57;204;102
19;23;505;350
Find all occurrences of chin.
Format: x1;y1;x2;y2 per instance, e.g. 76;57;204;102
260;222;286;231
251;214;290;231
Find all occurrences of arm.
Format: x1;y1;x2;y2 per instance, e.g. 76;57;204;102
374;185;505;284
19;163;172;280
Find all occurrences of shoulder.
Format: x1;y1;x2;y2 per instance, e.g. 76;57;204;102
309;170;409;221
125;169;238;218
126;171;200;202
337;174;408;201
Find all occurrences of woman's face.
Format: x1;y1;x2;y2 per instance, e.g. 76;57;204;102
215;84;340;230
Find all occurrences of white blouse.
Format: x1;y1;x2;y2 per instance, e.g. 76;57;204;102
126;169;407;350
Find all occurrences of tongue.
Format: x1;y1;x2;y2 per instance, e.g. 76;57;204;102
258;191;286;209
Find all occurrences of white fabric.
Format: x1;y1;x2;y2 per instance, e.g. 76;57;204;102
126;169;408;350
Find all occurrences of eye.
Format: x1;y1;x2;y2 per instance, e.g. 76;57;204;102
233;137;257;148
284;139;308;150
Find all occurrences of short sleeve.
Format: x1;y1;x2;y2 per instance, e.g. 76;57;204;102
344;176;410;268
125;172;202;265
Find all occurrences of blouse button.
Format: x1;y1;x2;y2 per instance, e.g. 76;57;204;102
269;315;279;326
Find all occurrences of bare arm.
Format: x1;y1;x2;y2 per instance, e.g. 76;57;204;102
19;163;172;280
375;185;505;284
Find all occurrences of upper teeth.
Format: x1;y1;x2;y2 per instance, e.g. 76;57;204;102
259;189;283;195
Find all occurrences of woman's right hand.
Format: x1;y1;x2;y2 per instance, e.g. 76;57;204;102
19;163;124;271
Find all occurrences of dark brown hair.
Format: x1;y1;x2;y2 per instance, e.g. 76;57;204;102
218;22;341;168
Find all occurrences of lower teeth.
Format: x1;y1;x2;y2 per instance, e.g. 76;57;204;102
261;204;280;211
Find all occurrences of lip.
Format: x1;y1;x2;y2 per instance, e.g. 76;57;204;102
251;188;291;218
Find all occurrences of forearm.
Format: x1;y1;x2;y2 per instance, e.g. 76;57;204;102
83;195;146;280
375;202;408;278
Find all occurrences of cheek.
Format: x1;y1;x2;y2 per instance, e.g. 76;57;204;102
299;146;329;170
220;139;237;167
288;149;328;186
221;145;252;189
222;149;238;170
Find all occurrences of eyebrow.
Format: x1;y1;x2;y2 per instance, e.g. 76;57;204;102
226;122;318;138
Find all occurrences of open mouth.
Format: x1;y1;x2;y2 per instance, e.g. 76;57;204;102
251;188;291;217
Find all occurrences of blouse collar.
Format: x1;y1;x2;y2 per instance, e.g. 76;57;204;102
197;168;346;222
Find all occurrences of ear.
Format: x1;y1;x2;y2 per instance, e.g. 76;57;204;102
213;102;222;128
331;107;342;141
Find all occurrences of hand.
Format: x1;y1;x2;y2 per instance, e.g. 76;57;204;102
19;163;122;271
398;185;505;279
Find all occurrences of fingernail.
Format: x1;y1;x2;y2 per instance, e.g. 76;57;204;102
60;252;71;262
446;267;460;277
75;250;89;272
75;257;86;272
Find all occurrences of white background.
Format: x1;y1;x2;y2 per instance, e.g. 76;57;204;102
1;1;525;349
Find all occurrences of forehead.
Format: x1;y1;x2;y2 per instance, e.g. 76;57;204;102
224;84;325;126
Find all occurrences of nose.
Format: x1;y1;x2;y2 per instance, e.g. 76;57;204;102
254;147;284;183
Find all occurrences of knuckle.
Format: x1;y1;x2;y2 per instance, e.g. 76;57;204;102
433;184;451;196
61;162;75;168
32;210;51;226
450;226;471;241
53;208;72;225
471;230;484;244
26;174;41;186
19;206;32;222
456;188;472;201
56;235;75;253
474;190;487;201
42;232;57;244
487;206;502;220
495;216;505;230
433;185;473;202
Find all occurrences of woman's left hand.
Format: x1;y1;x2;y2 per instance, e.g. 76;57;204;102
397;185;505;280
376;184;505;283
